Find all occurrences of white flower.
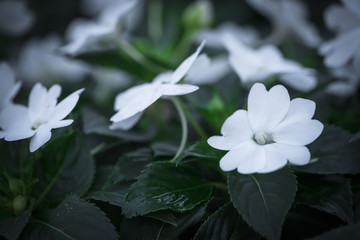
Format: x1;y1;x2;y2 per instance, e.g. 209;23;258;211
224;33;317;92
319;0;360;73
0;83;84;152
196;22;259;49
326;66;359;96
208;83;323;174
17;35;89;83
0;63;21;110
61;0;139;55
110;41;205;130
246;0;321;47
0;0;34;37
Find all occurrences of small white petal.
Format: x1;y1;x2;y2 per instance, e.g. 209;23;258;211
170;40;205;84
343;0;360;16
325;81;357;96
109;112;143;130
4;130;35;141
48;88;84;122
272;120;324;146
248;83;290;132
256;144;288;173
236;143;266;174
28;83;48;123
160;84;199;96
207;110;253;150
279;73;317;92
271;143;311;165
47;119;74;129
325;5;360;32
0;104;32;134
30;125;52;152
276;98;316;127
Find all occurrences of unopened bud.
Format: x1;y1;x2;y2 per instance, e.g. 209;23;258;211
182;0;213;31
13;195;27;214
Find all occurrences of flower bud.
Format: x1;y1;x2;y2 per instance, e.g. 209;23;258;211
182;0;213;31
13;195;27;214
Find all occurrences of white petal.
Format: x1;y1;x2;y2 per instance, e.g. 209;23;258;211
0;104;32;133
4;130;35;141
236;143;266;174
111;84;161;122
279;73;317;92
271;143;310;165
325;5;360;32
30;125;52;152
48;88;84;122
325;81;357;96
109;112;143;130
0;62;21;108
47;119;74;129
247;83;290;132
28;83;48;123
343;0;360;16
170;40;205;84
256;144;288;173
272;120;324;146
0;131;5;139
207;110;253;150
228;53;264;82
276;98;316;127
160;84;199;96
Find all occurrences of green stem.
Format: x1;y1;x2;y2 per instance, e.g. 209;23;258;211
176;97;207;139
170;97;188;163
34;156;66;208
148;0;163;43
172;29;195;63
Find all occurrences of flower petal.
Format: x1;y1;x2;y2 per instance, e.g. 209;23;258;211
47;119;74;129
248;83;290;132
30;125;52;152
28;83;47;123
207;110;253;150
48;88;84;122
236;143;266;174
256;144;288;173
279;72;317;92
272;120;324;146
275;98;316;127
170;40;205;84
109;111;143;130
0;104;32;133
160;84;199;96
343;0;360;16
271;143;310;165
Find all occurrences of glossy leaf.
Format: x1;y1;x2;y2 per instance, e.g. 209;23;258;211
306;223;360;240
228;168;297;240
25;196;118;240
296;126;360;174
123;162;212;217
0;207;32;240
194;203;260;240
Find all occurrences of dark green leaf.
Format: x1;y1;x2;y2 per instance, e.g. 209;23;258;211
296;175;354;223
296;126;360;174
25;196;118;240
306;223;360;240
123;162;212;217
85;166;132;208
145;210;177;227
82;107;155;142
0;206;32;240
35;133;94;204
179;140;224;161
228;168;297;240
194;203;260;240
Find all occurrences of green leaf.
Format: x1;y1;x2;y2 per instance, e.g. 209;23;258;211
145;210;177;227
296;174;354;223
194;203;260;240
228;168;297;240
123;162;212;217
0;206;32;240
85;166;132;207
82;107;155;142
181;140;224;160
25;196;118;240
306;223;360;240
296;126;360;174
34;133;95;205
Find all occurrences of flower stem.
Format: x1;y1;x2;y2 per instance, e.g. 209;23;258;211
176;97;207;139
170;97;188;163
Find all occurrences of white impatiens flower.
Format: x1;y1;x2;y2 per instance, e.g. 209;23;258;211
0;0;34;37
208;83;323;174
110;41;205;130
0;83;83;152
320;0;360;72
223;34;317;91
0;63;21;110
246;0;321;47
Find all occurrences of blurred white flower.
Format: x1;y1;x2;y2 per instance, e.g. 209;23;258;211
320;0;360;72
110;41;205;130
0;63;21;110
246;0;321;47
185;54;231;85
208;83;323;174
0;83;83;152
61;0;140;55
18;35;89;83
224;34;317;91
326;66;359;97
0;0;34;37
196;22;259;49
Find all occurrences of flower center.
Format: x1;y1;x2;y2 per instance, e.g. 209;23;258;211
254;131;268;145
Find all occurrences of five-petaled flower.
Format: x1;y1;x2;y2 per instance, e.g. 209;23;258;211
0;83;84;152
208;83;324;174
109;41;205;130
